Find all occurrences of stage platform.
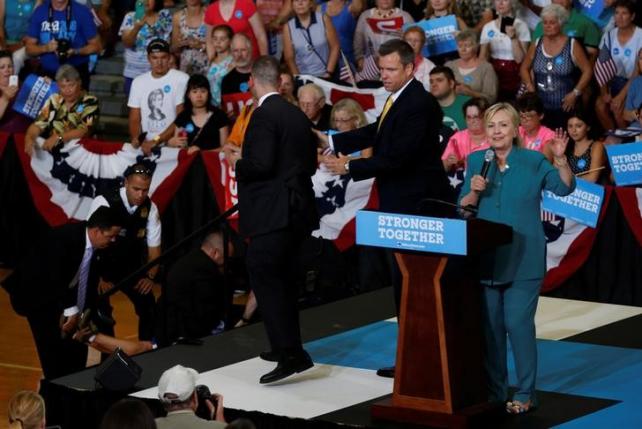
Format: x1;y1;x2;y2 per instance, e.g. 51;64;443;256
43;288;642;428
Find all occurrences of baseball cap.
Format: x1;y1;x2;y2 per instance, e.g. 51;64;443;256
157;365;198;403
147;38;170;54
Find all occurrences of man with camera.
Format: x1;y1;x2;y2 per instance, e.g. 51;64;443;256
25;0;101;90
156;365;226;429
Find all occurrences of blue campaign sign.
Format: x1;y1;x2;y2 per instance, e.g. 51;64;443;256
541;179;604;228
574;0;608;26
12;74;58;119
355;210;468;255
605;142;642;186
406;16;458;57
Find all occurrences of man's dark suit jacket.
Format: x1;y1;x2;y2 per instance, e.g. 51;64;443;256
159;247;225;345
4;222;96;317
236;94;319;237
332;78;449;214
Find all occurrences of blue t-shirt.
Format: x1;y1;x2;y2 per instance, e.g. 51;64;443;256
625;76;642;112
27;0;97;72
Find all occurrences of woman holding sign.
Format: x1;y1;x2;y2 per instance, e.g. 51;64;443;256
459;103;574;414
0;50;29;133
424;0;467;64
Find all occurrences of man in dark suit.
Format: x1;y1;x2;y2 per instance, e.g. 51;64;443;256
320;39;450;378
224;55;318;384
2;207;122;379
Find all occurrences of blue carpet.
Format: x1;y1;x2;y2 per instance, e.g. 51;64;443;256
305;320;642;428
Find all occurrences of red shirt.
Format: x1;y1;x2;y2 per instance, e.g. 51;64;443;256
205;0;260;57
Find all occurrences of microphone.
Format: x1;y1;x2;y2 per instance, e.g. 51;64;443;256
480;149;495;179
417;198;478;218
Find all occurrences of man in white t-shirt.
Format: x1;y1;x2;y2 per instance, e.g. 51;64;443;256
128;38;188;154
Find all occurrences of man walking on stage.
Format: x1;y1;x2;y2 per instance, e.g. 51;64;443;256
319;39;450;378
223;56;318;384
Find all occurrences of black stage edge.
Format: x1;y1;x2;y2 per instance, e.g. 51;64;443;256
317;390;619;429
43;287;396;428
565;313;642;349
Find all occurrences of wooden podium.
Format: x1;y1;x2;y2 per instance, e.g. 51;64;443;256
369;217;512;428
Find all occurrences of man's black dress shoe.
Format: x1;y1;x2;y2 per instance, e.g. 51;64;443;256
376;366;395;378
260;353;314;384
259;350;280;362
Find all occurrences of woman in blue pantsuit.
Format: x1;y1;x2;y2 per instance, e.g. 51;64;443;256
459;103;575;414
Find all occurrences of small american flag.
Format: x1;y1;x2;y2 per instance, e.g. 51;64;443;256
355;55;380;82
594;33;617;87
339;50;357;87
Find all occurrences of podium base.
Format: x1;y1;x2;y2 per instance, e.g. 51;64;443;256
371;398;501;429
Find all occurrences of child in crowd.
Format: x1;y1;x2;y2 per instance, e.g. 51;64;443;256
207;24;234;107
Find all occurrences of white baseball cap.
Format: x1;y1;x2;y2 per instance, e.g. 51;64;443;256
157;365;198;403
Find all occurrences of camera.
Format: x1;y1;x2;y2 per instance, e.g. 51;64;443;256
195;384;217;420
57;38;71;62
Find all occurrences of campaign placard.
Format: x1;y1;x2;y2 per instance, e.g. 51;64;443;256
12;74;58;119
541;179;604;228
574;0;610;27
356;210;467;255
406;16;458;57
606;142;642;186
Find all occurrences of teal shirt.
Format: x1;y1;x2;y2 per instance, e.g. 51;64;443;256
459;147;575;283
442;95;471;131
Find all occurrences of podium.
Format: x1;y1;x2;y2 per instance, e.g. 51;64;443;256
356;211;512;428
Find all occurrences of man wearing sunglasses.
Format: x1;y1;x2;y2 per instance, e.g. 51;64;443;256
86;162;161;341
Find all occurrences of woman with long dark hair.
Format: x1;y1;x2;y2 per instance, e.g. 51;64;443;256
560;110;606;183
163;74;229;153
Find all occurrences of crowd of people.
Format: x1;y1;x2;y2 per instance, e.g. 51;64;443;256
0;0;638;424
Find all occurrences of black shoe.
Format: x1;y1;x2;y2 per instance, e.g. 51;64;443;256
259;350;280;362
259;353;314;384
376;366;395;378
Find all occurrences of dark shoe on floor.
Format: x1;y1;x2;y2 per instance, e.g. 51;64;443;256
259;350;280;362
376;366;395;378
259;353;313;384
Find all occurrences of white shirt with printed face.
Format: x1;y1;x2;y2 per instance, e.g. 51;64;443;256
128;68;189;139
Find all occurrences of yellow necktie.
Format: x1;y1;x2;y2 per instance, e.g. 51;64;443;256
378;96;393;131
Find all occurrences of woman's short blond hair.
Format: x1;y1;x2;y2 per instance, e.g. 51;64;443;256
8;391;45;429
540;4;570;27
484;102;522;146
331;98;368;129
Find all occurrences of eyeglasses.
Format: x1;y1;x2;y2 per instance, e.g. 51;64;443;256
333;117;355;123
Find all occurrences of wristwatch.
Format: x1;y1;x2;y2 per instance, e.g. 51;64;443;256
56;135;64;147
344;159;350;172
152;135;162;145
572;88;582;97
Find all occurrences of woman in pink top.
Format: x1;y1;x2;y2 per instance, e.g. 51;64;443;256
516;93;555;153
442;97;490;171
204;0;268;58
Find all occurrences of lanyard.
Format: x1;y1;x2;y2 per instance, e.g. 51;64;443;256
48;1;72;36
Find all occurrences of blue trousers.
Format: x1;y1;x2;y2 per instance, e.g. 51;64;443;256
481;278;541;405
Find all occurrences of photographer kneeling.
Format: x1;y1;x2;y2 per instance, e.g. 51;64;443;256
156;365;226;429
